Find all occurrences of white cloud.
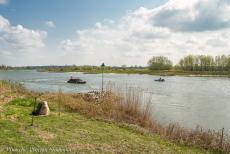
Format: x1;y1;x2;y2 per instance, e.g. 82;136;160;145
0;15;47;57
0;0;8;5
59;0;230;66
151;0;230;32
45;21;56;28
2;0;230;66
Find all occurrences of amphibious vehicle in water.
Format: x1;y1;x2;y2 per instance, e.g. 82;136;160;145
154;78;165;82
67;77;86;84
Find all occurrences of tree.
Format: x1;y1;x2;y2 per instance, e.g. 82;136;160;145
121;64;127;70
178;55;195;71
148;56;172;70
224;55;230;71
178;54;230;72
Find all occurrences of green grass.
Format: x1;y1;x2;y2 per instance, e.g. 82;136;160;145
0;98;213;154
8;98;34;107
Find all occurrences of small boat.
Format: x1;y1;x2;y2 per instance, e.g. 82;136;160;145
67;77;86;84
154;78;165;82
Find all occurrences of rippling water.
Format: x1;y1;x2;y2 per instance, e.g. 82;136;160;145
1;70;230;131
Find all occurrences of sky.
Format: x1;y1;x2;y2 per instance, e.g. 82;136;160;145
0;0;230;66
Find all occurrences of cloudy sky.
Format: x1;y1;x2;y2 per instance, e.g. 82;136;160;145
0;0;230;66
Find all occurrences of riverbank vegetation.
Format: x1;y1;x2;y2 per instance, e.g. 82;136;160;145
0;65;12;70
1;80;230;153
147;54;230;76
2;54;230;77
178;55;230;72
24;55;230;76
148;56;173;71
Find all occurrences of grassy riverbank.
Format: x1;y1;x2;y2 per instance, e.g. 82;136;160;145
0;99;207;154
0;80;229;153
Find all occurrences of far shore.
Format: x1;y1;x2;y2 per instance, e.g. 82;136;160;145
37;69;230;78
1;68;230;78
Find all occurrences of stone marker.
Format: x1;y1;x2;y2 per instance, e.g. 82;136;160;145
32;101;50;116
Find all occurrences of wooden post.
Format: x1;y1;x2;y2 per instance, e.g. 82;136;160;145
58;98;61;117
58;89;61;117
10;81;12;100
101;63;105;92
101;63;105;103
31;97;37;126
219;128;224;153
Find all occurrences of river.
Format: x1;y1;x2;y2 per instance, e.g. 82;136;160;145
1;70;230;131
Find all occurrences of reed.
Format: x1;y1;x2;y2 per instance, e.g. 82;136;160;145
55;83;230;153
0;80;26;105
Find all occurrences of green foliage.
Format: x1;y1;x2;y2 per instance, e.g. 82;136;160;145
8;98;34;107
0;65;12;70
178;54;230;71
148;56;173;70
40;65;149;74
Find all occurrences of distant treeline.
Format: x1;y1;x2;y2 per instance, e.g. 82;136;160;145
40;65;147;73
2;54;230;74
0;64;147;73
178;55;230;71
148;55;230;72
0;65;12;70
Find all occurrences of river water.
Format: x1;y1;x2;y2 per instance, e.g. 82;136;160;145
1;70;230;131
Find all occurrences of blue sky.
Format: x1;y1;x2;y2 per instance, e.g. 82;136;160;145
0;0;230;66
0;0;167;44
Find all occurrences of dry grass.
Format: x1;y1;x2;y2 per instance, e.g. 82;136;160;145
52;84;153;129
34;128;56;143
50;83;230;153
0;80;26;105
